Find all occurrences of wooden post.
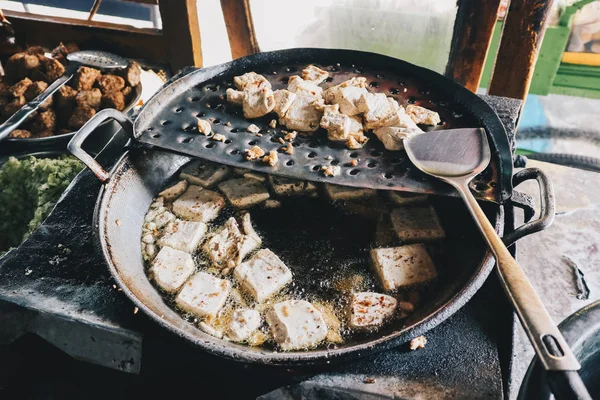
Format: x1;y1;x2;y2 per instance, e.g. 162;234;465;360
158;0;203;72
445;0;502;92
488;0;555;102
220;0;259;59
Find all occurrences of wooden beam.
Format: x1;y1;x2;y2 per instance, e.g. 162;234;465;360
220;0;259;59
3;10;168;63
445;0;502;92
488;0;555;102
158;0;203;72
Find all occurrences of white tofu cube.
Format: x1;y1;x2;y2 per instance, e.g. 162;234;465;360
406;104;441;125
145;207;176;229
158;219;207;253
266;300;328;350
273;89;297;118
242;85;275;119
320;104;351;141
357;93;400;130
172;185;225;222
283;92;323;132
234;249;292;302
179;160;230;188
348;292;397;329
158;180;188;201
175;272;231;318
324;183;377;201
150;246;195;293
390;206;445;242
202;217;261;268
226;309;262;342
268;175;307;196
287;75;323;98
323;77;368;116
370;244;437;291
218;178;270;209
373;126;421;151
301;65;329;85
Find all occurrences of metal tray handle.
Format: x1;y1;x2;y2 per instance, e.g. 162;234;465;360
67;109;133;182
502;168;555;247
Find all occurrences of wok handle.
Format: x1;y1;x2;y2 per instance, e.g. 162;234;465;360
449;180;591;399
502;168;555;246
67;108;133;182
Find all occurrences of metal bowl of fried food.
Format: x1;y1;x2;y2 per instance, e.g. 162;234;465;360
0;43;142;152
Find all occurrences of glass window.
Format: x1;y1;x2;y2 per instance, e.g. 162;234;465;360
249;0;457;73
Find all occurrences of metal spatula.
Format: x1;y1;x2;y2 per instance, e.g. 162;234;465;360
404;128;591;400
0;51;129;142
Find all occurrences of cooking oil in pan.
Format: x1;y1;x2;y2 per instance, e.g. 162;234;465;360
142;164;446;351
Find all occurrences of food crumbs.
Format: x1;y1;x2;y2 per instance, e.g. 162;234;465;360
284;143;294;155
364;377;376;384
322;165;341;177
350;159;358;167
133;307;139;314
409;335;427;350
226;121;232;127
278;137;285;144
197;118;212;135
212;133;226;142
112;284;117;289
269;119;277;129
284;131;297;141
263;150;278;166
247;124;260;133
245;146;265;161
115;219;121;226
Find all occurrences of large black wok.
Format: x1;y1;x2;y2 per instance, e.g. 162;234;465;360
68;49;554;365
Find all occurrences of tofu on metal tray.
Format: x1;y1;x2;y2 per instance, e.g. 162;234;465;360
150;246;196;293
158;219;207;253
176;271;231;318
226;308;262;342
234;248;292;303
266;300;328;350
218;177;271;209
390;205;445;243
348;292;397;329
370;244;437;291
172;185;226;222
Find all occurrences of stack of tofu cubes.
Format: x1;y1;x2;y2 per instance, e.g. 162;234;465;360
144;159;333;349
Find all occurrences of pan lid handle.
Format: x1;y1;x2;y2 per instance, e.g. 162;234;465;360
67;108;133;182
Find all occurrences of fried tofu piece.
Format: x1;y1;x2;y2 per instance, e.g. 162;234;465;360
357;93;400;130
175;272;231;318
390;206;445;242
323;77;368;116
324;183;377;201
101;91;126;111
42;57;66;82
263;150;278;166
226;88;243;105
158;219;207;253
8;129;31;139
179;160;230;188
3;96;25;118
370;244;437;291
76;89;102;110
24;81;53;110
348;292;397;329
234;249;292;302
409;335;427;350
145;206;176;229
373;126;421;151
273;89;296;118
55;85;77;108
202;216;261;268
268;176;308;196
234;72;271;91
320;103;351;141
406;105;441;125
242;84;275;119
159;180;189;201
301;65;329;85
287;75;323;98
387;191;429;206
120;61;141;87
218;178;270;209
226;309;262;342
150;246;195;293
266;300;328;350
9;78;33;97
31;109;56;132
72;66;101;91
172;185;225;222
97;74;126;94
283;92;323;132
68;106;96;129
